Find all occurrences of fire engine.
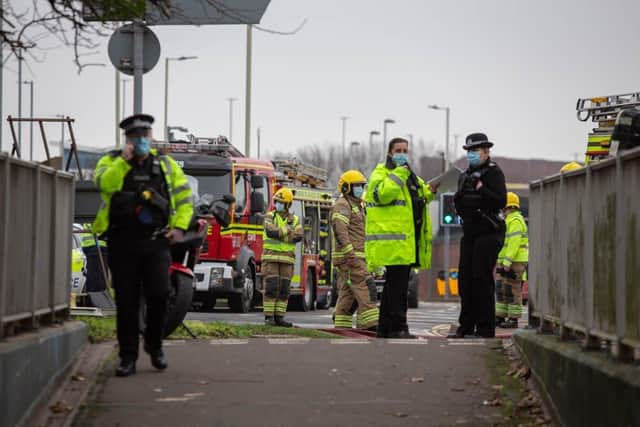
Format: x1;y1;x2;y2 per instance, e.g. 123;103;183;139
151;137;334;313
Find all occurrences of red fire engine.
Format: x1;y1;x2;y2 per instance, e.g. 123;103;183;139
152;137;334;313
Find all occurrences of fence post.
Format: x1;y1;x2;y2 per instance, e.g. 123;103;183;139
49;173;58;323
583;165;599;349
0;155;11;338
30;165;41;329
615;155;632;360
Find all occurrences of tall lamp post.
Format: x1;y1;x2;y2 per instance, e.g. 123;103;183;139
382;118;395;157
164;56;198;141
369;130;380;151
349;141;360;170
428;104;450;170
23;80;33;160
340;116;349;162
226;97;237;142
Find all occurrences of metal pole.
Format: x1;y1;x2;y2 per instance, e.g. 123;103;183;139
60;116;65;159
445;107;450;171
444;226;450;298
115;70;120;147
0;10;3;153
28;81;33;160
244;25;252;156
453;134;460;165
164;57;169;141
17;47;22;154
227;98;236;142
122;79;129;120
383;122;388;158
133;21;144;114
340;116;348;162
257;127;261;158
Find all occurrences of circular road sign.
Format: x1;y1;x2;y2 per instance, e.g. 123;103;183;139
108;23;161;75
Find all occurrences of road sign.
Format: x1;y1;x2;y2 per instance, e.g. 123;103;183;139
145;0;271;25
108;23;160;76
83;0;271;25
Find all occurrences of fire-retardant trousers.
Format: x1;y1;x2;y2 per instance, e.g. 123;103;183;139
262;262;294;318
495;262;526;319
334;259;379;329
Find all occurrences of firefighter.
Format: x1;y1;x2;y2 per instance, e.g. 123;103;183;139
77;223;108;296
331;170;379;331
92;114;193;377
495;192;529;328
365;137;438;339
262;187;303;327
451;133;507;339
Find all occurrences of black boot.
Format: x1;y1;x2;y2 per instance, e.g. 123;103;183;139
274;315;293;328
144;344;168;370
115;360;136;377
495;316;506;325
365;325;378;333
388;330;416;339
499;318;518;329
265;315;277;326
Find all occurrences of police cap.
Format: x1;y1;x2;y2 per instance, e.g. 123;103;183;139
119;114;154;136
463;133;494;150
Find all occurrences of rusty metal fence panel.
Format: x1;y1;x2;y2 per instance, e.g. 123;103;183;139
529;147;640;360
0;152;74;338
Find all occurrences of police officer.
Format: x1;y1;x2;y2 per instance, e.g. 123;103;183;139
495;192;528;328
451;133;507;338
331;170;379;331
93;114;193;377
262;188;303;327
365;138;438;339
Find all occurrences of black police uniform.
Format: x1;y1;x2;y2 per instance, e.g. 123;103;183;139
107;114;172;369
454;134;507;338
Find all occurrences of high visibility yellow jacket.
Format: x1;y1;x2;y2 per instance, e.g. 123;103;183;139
498;210;529;267
330;195;366;265
262;210;303;264
91;149;193;235
364;163;435;270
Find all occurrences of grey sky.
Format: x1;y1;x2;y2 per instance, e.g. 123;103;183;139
2;0;640;163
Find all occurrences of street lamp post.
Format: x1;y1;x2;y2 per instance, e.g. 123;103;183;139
23;80;33;160
369;130;380;152
428;104;451;170
349;141;360;170
453;134;460;165
227;97;237;142
340;116;349;162
382;118;395;157
122;79;130;120
164;56;197;141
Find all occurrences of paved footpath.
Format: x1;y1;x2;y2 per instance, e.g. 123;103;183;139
77;337;510;427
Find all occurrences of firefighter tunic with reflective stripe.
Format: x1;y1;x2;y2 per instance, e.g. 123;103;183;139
262;211;303;264
497;211;528;267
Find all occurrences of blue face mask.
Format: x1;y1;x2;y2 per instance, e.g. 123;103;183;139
466;150;482;167
275;202;285;212
352;185;364;199
392;153;408;166
134;137;151;156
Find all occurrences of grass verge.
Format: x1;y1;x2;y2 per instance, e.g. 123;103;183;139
74;316;336;343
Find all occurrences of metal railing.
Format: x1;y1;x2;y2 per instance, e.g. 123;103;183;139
529;147;640;361
0;152;74;338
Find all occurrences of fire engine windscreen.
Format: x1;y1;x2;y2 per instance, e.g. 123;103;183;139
190;172;231;201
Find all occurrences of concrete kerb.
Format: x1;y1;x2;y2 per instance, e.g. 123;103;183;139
0;321;87;427
513;329;640;427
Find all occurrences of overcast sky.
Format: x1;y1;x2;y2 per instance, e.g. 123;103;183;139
2;0;640;163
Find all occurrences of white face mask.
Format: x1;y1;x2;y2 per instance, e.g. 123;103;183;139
275;202;285;212
352;185;364;198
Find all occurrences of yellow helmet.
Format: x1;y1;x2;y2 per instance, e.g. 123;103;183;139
506;192;520;209
273;187;294;204
338;170;367;194
560;162;582;173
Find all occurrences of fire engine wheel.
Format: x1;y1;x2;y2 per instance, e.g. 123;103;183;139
229;269;254;313
293;269;315;312
139;271;194;338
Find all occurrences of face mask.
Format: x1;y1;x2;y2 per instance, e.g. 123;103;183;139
352;185;364;199
134;137;151;156
392;153;408;166
275;202;285;212
466;150;482;166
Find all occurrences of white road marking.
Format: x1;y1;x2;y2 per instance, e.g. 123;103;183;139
267;338;311;344
209;339;249;345
386;339;429;344
331;339;371;344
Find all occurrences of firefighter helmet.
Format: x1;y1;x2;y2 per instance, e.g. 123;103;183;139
560;162;582;173
338;170;367;194
273;187;294;204
506;192;520;209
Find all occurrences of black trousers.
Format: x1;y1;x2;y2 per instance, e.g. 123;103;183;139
457;232;503;337
108;240;170;362
378;265;411;336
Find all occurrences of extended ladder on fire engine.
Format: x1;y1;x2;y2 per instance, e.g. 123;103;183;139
576;92;640;164
152;135;244;157
272;158;329;188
